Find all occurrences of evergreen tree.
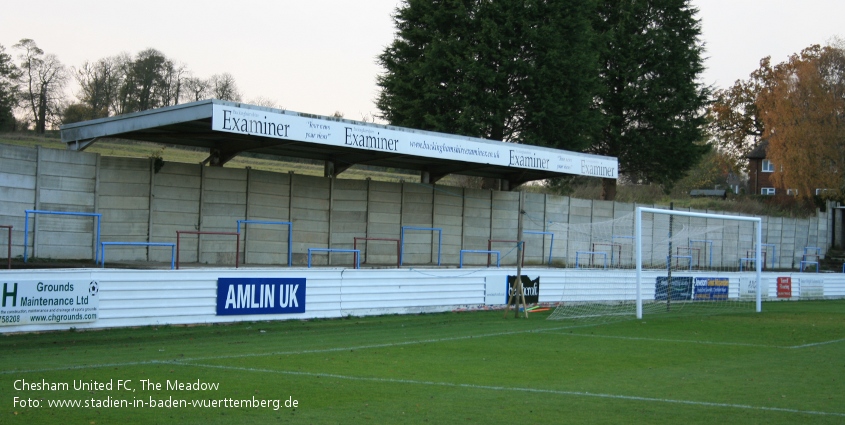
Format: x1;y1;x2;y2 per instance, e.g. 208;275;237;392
592;0;710;199
0;44;20;130
377;0;603;156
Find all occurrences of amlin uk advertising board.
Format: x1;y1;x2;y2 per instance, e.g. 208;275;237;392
0;280;99;325
216;278;306;315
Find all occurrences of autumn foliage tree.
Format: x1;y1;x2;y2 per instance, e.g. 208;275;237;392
757;43;845;198
707;60;773;168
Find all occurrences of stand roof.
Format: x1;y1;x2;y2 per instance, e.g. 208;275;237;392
61;99;618;187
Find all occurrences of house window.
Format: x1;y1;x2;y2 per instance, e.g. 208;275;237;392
762;160;774;172
786;189;798;196
816;188;831;195
761;187;776;195
729;184;740;194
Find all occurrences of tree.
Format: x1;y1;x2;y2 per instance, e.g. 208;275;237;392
185;73;244;103
73;56;123;120
114;49;194;114
61;103;94;124
757;43;845;197
707;59;772;169
159;60;187;107
672;149;737;193
183;76;211;102
248;96;280;109
0;43;20;131
209;73;241;101
591;0;710;199
69;48;243;119
377;0;603;154
14;39;68;133
117;48;169;114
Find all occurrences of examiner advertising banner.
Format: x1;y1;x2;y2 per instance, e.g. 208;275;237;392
0;280;99;325
211;104;618;179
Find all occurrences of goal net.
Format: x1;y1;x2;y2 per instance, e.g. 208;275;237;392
547;207;762;322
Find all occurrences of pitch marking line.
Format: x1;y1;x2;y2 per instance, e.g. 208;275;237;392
0;323;605;376
174;361;845;418
0;360;163;375
788;337;845;349
160;323;606;363
539;330;845;350
4;326;841;376
538;330;783;348
0;328;555;375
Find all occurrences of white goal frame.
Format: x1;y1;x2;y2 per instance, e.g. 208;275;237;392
635;207;762;319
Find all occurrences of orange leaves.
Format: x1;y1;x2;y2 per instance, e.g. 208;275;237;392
758;44;845;198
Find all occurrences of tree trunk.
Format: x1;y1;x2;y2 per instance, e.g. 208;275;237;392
601;178;617;201
482;120;507;191
36;88;47;134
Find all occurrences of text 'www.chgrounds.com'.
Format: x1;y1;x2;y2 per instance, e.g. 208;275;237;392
13;395;298;410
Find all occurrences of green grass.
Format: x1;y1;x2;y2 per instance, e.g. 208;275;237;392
2;300;844;424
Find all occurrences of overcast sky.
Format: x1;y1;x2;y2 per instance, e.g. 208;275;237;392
1;0;843;122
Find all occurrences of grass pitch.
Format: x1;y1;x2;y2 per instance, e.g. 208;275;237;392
2;300;844;424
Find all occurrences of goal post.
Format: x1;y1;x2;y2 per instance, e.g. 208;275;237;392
635;207;762;319
548;207;763;323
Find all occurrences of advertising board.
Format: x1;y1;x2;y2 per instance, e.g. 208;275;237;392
0;280;99;325
216;278;306;315
211;104;618;178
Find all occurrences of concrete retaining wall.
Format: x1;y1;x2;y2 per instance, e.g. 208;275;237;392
0;144;833;269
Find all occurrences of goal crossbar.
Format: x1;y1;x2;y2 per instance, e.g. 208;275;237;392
635;207;762;319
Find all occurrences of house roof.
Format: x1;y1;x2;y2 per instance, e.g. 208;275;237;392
746;140;769;159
